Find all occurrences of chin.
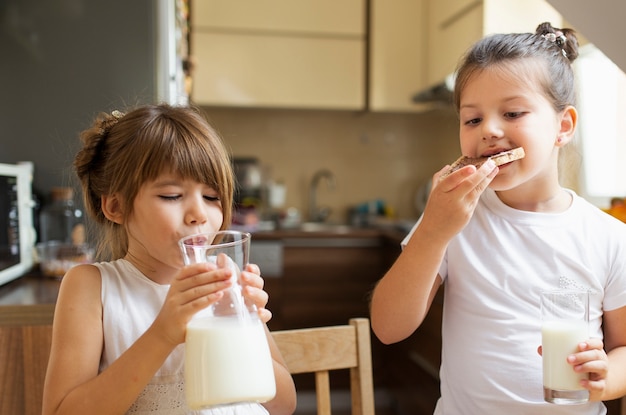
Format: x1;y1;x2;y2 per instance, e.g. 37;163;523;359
488;175;520;192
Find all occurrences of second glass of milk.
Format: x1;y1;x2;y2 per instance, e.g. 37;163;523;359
179;231;276;410
540;289;589;405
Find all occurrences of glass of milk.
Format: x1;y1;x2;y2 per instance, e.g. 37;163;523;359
541;289;589;405
179;231;276;410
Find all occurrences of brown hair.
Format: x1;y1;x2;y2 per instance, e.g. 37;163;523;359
74;104;234;260
453;22;579;112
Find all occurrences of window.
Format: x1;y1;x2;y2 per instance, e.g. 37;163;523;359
574;44;626;207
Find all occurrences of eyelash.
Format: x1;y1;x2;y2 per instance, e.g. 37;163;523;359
464;112;524;125
159;195;220;202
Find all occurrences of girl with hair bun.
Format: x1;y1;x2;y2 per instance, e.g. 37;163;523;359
371;23;626;414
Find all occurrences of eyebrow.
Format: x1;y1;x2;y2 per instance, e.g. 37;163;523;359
149;177;183;188
460;95;529;111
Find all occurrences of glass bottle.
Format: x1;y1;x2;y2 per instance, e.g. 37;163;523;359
179;231;276;410
39;187;84;244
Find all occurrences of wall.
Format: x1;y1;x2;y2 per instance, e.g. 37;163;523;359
201;107;461;222
547;0;626;73
0;0;156;202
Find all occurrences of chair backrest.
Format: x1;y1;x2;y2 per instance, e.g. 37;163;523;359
271;317;375;415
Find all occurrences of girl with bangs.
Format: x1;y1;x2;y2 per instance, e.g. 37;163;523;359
42;104;296;415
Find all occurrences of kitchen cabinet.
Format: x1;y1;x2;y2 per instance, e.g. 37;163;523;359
0;324;52;415
426;0;562;86
0;276;59;415
258;232;390;395
190;0;366;109
369;0;428;112
263;235;385;331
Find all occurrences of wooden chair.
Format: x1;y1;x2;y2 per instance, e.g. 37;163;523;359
271;317;375;415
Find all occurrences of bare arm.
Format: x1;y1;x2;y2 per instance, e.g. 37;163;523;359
42;265;178;415
370;161;498;344
370;224;445;344
263;326;297;415
43;262;233;415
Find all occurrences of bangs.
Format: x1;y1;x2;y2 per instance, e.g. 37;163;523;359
134;110;231;192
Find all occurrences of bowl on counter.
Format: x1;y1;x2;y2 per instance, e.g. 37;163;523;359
35;241;94;278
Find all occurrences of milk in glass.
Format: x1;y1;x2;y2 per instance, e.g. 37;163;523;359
542;320;588;391
179;231;277;410
185;316;276;409
540;289;589;404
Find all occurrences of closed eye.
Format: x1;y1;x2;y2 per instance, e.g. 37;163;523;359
204;195;220;202
159;195;181;201
464;118;482;126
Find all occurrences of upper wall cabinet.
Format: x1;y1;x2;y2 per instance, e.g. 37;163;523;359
190;0;366;109
426;0;562;86
369;0;427;112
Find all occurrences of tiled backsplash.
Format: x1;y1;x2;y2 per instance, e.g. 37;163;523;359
201;107;461;222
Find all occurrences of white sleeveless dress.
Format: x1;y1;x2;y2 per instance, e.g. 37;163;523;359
96;259;269;415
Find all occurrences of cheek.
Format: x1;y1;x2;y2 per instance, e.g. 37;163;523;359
459;135;478;155
207;206;225;229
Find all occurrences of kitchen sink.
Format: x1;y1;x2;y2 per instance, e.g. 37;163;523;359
297;222;354;234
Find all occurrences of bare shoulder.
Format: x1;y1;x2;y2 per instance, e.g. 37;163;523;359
53;264;104;338
56;263;102;312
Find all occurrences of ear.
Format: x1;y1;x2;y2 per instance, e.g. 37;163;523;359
101;194;124;224
555;105;577;147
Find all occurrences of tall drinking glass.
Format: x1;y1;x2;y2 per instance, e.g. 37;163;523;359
541;289;589;405
179;231;276;410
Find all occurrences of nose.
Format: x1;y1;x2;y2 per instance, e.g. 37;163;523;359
185;197;208;225
481;116;504;141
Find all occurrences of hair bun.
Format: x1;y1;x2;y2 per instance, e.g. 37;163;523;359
535;22;579;62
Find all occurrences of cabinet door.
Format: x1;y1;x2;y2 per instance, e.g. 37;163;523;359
191;32;364;109
430;0;478;26
279;244;384;329
426;0;562;87
0;325;52;415
192;0;364;36
427;1;483;86
191;0;366;109
369;0;427;112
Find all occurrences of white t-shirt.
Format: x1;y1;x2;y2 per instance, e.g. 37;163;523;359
402;188;626;415
96;259;269;415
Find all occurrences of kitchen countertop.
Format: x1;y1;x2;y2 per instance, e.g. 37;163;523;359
0;272;59;326
0;226;409;325
251;225;407;242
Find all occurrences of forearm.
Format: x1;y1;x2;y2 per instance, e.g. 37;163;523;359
370;221;447;344
263;360;297;415
49;326;176;415
602;345;626;401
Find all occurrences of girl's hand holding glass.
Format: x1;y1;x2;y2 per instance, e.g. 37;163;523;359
570;338;609;401
153;262;234;346
240;263;272;324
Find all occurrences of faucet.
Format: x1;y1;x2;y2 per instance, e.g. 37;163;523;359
308;169;336;222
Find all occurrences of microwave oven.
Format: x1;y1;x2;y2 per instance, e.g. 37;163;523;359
0;163;35;286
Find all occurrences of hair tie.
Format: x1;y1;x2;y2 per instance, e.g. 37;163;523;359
541;31;567;57
111;110;125;119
